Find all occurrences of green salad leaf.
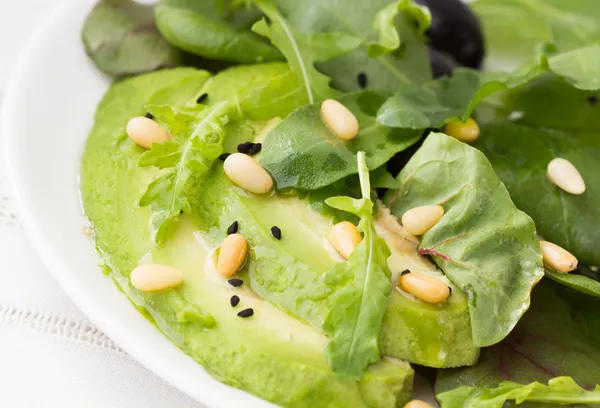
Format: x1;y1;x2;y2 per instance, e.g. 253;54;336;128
474;74;600;267
436;282;600;407
252;0;361;103
438;377;600;408
545;269;600;298
386;133;544;347
82;0;182;77
260;91;421;190
155;0;281;63
322;152;392;377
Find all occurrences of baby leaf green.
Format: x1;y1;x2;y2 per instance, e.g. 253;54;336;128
260;91;421;190
322;152;392;377
386;133;544;347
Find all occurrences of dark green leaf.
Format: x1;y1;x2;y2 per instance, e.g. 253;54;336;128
260;91;421;190
82;0;182;77
386;133;544;347
474;74;600;267
545;269;600;298
322;152;392;377
438;377;600;408
155;0;281;63
436;282;600;407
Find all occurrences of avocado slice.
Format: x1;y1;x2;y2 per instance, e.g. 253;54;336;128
81;65;414;408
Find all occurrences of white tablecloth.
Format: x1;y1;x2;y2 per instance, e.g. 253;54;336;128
0;1;203;407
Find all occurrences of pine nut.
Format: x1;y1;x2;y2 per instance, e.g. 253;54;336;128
403;400;435;408
401;205;444;236
547;158;586;195
444;118;480;143
399;272;450;304
540;240;578;273
328;221;362;259
217;233;248;277
126;116;171;149
130;264;183;292
321;99;359;141
223;153;273;194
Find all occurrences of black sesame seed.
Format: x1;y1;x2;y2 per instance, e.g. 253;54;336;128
250;143;262;155
144;112;154;119
238;308;254;318
271;226;282;240
180;210;184;214
196;93;208;104
588;95;598;105
400;269;411;276
230;295;240;307
237;142;254;154
357;72;368;89
227;221;239;235
219;153;231;161
228;278;244;287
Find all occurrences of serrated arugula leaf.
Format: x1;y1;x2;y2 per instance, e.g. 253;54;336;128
260;90;421;190
386;133;544;347
438;377;600;408
251;0;361;103
436;282;600;407
322;152;392;377
367;0;430;58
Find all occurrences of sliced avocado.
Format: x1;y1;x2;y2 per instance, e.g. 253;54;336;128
81;66;413;408
191;115;479;368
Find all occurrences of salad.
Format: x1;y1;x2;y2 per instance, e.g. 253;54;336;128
79;0;600;407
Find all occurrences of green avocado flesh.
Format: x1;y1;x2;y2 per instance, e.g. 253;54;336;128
81;64;475;407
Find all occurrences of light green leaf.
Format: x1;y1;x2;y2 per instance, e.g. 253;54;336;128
138;140;180;168
547;44;600;90
251;1;361;103
260;90;421;190
438;377;600;408
367;0;430;58
386;133;544;346
322;152;392;377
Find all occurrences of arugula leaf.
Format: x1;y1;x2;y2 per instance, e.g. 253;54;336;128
260;90;421;190
386;133;544;347
474;74;600;267
155;0;281;63
367;0;430;58
322;152;392;377
252;0;361;103
82;0;182;77
438;377;600;408
436;282;600;407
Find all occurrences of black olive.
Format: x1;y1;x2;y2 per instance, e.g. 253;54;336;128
428;47;458;78
415;0;485;69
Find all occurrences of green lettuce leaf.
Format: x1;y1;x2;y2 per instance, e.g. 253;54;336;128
438;377;600;408
367;0;430;58
252;0;361;103
436;282;600;407
82;0;182;77
474;74;600;268
322;151;392;377
385;133;544;347
155;0;281;63
260;91;421;190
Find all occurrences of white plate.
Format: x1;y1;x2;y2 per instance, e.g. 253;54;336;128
0;1;276;407
1;1;436;407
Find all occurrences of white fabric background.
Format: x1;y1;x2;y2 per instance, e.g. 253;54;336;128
0;1;203;407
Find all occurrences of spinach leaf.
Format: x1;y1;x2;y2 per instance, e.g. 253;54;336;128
323;152;392;377
438;377;600;408
82;0;182;77
386;133;544;347
252;0;361;103
472;0;600;70
474;74;600;267
436;282;600;407
545;268;600;298
155;0;281;63
139;63;308;242
260;91;421;190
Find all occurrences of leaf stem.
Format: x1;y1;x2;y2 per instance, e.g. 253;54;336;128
357;151;370;199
